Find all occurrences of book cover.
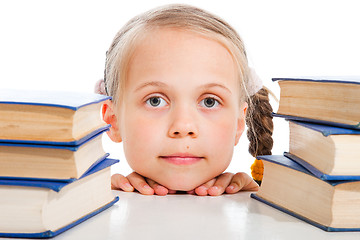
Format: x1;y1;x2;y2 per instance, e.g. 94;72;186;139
0;157;119;238
0;196;119;238
256;154;359;184
252;154;360;232
283;152;360;181
0;124;110;146
273;77;360;130
288;120;360;137
0;89;111;110
273;113;360;130
287;120;360;177
0;157;119;191
251;194;359;232
272;76;360;85
0;153;111;183
0;90;111;143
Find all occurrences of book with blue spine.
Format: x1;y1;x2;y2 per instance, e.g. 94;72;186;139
273;77;360;129
0;127;110;180
288;120;360;177
0;89;111;144
0;157;119;238
251;154;360;232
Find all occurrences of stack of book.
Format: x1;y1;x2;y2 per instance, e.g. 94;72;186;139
251;77;360;232
0;89;119;238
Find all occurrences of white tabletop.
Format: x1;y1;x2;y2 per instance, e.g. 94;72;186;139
36;190;360;240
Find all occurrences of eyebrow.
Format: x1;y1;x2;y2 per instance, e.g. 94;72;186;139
201;83;232;94
135;81;168;92
134;81;232;94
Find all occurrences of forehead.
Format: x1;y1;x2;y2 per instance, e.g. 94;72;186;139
126;27;238;88
132;27;234;64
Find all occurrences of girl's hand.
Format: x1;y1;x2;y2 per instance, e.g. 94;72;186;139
111;172;176;196
191;172;259;196
111;172;259;196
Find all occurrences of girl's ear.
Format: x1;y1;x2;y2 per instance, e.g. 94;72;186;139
235;102;248;145
102;100;122;142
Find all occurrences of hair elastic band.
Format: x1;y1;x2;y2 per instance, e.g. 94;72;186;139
247;68;263;96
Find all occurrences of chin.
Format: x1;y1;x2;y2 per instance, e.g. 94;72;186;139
159;178;203;192
165;184;196;192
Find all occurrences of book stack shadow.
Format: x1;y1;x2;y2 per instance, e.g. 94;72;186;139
0;89;119;238
251;77;360;232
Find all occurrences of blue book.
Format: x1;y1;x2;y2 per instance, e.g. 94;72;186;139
0;157;119;238
284;152;360;181
273;77;360;129
287;120;360;178
252;154;360;231
0;128;110;180
0;124;110;146
0;89;111;144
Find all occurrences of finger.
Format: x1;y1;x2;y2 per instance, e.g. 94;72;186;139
127;172;155;195
208;172;234;196
111;174;134;192
225;172;259;194
146;178;169;196
186;190;195;195
168;189;177;194
194;178;217;196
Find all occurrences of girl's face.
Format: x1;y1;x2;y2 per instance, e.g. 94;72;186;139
115;28;247;191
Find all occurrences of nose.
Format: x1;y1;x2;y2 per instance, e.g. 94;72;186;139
168;107;198;138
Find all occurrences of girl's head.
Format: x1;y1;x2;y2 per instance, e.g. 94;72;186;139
104;4;253;105
102;4;273;190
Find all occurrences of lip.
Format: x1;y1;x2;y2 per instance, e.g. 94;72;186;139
160;153;203;165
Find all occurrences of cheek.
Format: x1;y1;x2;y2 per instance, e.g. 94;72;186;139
207;113;239;145
211;123;236;163
121;113;162;169
127;117;156;141
204;113;240;171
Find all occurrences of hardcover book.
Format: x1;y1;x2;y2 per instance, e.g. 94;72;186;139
0;89;111;143
0;128;109;180
288;120;360;177
251;154;360;231
273;77;360;129
0;158;119;238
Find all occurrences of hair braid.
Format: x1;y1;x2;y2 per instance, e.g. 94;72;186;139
246;87;274;185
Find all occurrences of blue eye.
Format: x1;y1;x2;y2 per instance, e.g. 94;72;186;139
146;97;167;107
200;97;219;108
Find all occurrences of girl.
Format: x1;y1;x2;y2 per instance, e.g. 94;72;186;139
96;4;273;196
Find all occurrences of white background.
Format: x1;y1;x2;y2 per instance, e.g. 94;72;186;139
1;0;359;176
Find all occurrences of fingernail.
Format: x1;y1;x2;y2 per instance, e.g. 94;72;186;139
208;186;221;196
227;185;235;191
124;183;132;189
210;186;219;193
199;186;207;191
143;184;151;189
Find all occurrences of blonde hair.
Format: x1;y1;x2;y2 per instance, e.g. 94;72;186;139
104;4;250;104
103;4;273;181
